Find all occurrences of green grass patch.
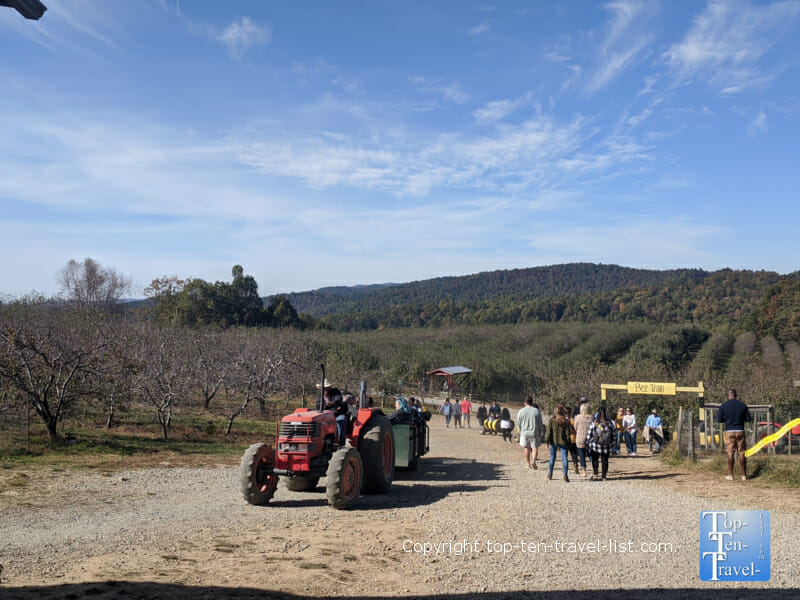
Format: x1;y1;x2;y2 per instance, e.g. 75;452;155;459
664;449;800;488
0;412;276;471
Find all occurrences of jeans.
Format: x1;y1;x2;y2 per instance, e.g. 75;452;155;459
444;413;451;427
548;444;569;476
649;431;663;452
335;415;347;446
624;431;637;454
576;446;588;470
590;450;609;478
615;431;623;454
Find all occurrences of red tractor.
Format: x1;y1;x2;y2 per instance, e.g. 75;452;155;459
240;370;399;509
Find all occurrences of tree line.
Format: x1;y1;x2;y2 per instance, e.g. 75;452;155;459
313;269;790;332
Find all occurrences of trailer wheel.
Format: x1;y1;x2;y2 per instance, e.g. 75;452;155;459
326;447;363;509
240;443;279;505
360;415;395;493
285;476;320;492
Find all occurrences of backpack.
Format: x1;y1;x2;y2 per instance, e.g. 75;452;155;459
592;422;613;446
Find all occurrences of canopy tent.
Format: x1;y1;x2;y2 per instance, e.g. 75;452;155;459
425;366;473;398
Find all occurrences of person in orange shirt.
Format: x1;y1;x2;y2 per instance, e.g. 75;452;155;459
460;397;472;429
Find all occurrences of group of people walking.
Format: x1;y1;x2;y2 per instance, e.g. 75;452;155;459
437;397;473;428
432;387;755;485
515;397;653;482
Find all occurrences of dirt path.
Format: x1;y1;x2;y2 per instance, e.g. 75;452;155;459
1;415;798;599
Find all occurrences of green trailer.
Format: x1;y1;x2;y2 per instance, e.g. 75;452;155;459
391;414;430;470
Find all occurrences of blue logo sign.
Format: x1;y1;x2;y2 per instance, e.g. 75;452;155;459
700;511;770;581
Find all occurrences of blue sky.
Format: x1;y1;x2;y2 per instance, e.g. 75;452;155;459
1;1;799;298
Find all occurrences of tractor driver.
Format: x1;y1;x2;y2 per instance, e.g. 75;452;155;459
319;381;348;446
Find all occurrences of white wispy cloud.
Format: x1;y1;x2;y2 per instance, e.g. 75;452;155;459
409;76;470;104
233;111;655;198
546;36;584;93
469;22;490;35
586;0;657;92
472;93;532;124
664;0;800;92
749;110;768;135
217;16;270;59
169;4;271;59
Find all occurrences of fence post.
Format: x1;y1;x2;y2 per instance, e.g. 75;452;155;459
676;407;684;450
789;427;792;455
688;410;695;463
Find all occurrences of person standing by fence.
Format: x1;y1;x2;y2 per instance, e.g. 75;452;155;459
718;389;752;481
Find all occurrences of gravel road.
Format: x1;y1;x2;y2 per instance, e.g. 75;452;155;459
1;414;798;599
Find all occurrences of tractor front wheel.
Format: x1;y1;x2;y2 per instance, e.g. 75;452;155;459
326;447;363;509
240;443;279;505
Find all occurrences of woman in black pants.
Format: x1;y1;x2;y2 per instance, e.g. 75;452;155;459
586;407;614;480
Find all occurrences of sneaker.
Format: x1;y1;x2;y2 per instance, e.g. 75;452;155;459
741;475;747;481
725;475;734;481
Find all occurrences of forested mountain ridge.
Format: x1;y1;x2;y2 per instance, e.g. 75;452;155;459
274;264;796;332
280;263;710;316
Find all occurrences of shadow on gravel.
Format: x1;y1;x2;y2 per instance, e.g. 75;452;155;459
607;472;679;481
397;457;506;482
2;583;798;600
249;458;502;510
265;482;491;510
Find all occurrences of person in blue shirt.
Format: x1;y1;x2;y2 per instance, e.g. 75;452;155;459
717;388;752;481
645;409;663;454
488;400;501;420
438;398;453;428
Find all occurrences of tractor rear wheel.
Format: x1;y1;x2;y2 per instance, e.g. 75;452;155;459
361;415;395;493
326;447;363;509
285;476;320;492
240;443;279;505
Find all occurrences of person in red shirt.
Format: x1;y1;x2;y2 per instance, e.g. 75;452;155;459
460;397;472;429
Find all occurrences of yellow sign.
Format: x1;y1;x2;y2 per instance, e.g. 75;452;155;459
626;381;677;396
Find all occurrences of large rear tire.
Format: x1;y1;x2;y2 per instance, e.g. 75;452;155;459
326;447;363;509
240;443;279;505
361;415;395;493
285;476;320;492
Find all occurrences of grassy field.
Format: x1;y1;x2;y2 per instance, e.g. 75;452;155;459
0;408;277;471
662;446;800;488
